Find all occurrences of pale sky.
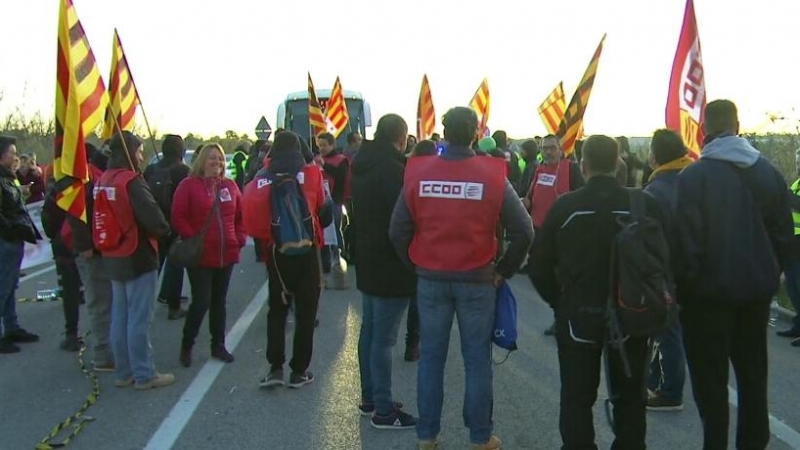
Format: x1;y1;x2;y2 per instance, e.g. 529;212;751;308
2;0;800;140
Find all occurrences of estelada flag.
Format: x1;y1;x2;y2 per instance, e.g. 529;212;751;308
666;0;706;158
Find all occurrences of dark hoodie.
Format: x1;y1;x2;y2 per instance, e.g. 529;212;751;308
103;132;170;281
351;139;416;297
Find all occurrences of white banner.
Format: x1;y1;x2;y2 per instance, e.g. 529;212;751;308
21;200;53;270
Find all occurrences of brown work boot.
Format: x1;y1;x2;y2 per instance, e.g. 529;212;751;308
134;372;176;390
472;435;502;450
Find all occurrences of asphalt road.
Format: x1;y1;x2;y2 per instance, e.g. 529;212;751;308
2;256;799;450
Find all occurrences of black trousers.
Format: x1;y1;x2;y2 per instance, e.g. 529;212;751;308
557;336;648;450
681;299;770;450
266;250;321;374
157;235;185;311
54;251;83;336
182;265;234;348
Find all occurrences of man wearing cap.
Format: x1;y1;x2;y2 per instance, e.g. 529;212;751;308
390;107;533;450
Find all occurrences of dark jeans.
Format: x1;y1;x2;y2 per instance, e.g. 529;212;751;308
784;261;800;328
557;337;648;450
681;299;771;450
648;318;686;401
0;238;24;335
182;265;234;348
406;294;419;347
55;255;84;336
266;250;321;373
157;235;185;311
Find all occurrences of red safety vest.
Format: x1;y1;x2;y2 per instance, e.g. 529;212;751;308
529;160;571;229
93;169;156;258
241;164;325;245
404;155;506;271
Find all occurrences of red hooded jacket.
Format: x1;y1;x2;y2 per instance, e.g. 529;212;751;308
171;176;245;268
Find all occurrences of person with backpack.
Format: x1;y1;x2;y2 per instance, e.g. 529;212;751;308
241;131;330;389
171;144;245;367
143;134;190;320
315;132;349;275
530;135;665;450
351;114;418;429
93;131;173;390
390;107;533;450
675;100;795;450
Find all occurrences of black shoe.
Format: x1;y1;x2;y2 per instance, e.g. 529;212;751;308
0;338;20;354
211;344;234;363
544;321;556;336
167;307;186;321
179;346;192;368
5;328;39;343
791;337;800;347
259;367;285;388
371;408;417;430
404;345;420;362
777;327;800;338
647;391;684;411
287;371;314;388
60;335;83;352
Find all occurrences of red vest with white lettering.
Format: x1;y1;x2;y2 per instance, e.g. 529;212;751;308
404;155;506;271
241;164;325;246
529;160;571;229
322;153;348;200
94;169;156;258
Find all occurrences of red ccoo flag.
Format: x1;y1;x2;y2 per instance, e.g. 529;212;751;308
666;0;706;158
54;0;109;222
417;75;436;140
307;73;328;136
102;29;140;140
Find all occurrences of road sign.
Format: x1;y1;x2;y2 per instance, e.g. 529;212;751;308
255;116;272;140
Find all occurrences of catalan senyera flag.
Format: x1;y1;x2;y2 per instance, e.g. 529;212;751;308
469;78;490;137
307;73;328;136
417;74;436;140
54;0;108;222
326;77;349;138
538;82;566;135
666;0;706;158
557;34;606;156
101;29;139;140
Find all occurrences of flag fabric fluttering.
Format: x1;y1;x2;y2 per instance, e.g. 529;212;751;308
54;0;109;222
538;82;566;135
469;78;491;138
666;0;706;158
557;34;606;156
325;77;349;138
307;73;328;136
417;74;436;141
101;29;139;140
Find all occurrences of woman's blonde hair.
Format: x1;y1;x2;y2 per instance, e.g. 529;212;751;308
190;143;227;178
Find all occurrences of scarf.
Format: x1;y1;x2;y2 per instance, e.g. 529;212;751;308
648;155;694;182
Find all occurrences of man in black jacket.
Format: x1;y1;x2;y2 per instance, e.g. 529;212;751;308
531;135;663;450
675;100;794;450
352;114;417;429
0;135;41;353
143;135;190;319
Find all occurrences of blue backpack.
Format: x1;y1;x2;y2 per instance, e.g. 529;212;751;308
269;173;315;256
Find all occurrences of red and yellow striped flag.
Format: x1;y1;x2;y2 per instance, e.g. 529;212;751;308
469;78;490;137
54;0;108;222
101;29;139;140
417;74;436;140
326;77;349;138
538;82;566;135
557;34;606;156
307;73;328;136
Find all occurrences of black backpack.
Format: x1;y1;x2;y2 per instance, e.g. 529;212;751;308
607;190;678;371
146;166;173;215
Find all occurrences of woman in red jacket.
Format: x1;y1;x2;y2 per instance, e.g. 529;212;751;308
171;143;245;367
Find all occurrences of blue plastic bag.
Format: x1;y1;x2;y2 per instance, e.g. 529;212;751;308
493;282;518;352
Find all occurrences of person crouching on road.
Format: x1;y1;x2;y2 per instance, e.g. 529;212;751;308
172;143;245;367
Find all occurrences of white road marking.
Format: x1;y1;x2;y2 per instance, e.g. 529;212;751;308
19;264;56;283
728;385;800;448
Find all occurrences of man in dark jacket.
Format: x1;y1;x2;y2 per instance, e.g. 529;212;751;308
643;129;693;411
532;135;663;450
0;136;41;354
675;100;794;449
390;107;533;450
352;114;417;429
777;148;800;343
143;134;190;319
492;130;522;191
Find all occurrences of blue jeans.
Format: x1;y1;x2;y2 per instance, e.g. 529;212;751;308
648;318;686;402
416;279;495;444
110;271;158;384
784;261;800;328
0;238;24;335
358;293;410;416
